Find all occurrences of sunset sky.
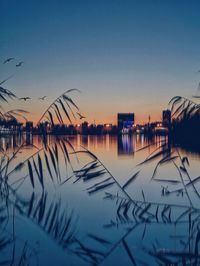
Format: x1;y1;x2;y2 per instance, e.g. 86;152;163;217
1;0;200;124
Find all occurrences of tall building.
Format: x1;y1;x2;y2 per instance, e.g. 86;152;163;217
81;121;89;135
25;121;33;132
162;110;171;127
117;113;134;131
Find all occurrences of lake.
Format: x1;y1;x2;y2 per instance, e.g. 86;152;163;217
0;134;200;265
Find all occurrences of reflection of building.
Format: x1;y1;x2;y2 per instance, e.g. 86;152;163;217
118;135;134;156
80;135;89;147
26;133;33;145
162;110;171;128
117;113;134;132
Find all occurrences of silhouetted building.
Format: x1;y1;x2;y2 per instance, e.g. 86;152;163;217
96;124;104;134
0;118;22;134
162;110;171;128
38;121;49;134
26;121;33;132
103;124;112;133
81;121;89;135
117;113;134;131
89;124;97;135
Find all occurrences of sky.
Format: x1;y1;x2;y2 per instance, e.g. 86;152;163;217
1;0;200;124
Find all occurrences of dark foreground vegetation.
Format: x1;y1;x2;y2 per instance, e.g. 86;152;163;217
0;81;200;265
170;96;200;149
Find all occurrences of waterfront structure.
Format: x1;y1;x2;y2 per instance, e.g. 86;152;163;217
25;121;33;132
103;123;112;134
117;113;134;132
0;118;23;135
81;121;89;135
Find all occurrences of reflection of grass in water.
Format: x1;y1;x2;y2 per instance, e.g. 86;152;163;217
69;139;200;264
0;197;39;265
1;84;200;264
0;87;83;264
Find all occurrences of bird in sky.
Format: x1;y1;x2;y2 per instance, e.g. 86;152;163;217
16;61;24;67
19;97;31;101
39;96;47;100
3;57;14;64
77;112;86;119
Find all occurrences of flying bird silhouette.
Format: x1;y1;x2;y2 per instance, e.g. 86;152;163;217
39;96;47;100
19;97;31;101
77;112;86;119
3;57;14;64
16;61;24;67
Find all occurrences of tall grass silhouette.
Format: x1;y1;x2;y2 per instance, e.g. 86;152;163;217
170;96;200;148
0;79;200;265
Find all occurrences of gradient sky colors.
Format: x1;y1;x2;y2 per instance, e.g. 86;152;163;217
1;0;200;124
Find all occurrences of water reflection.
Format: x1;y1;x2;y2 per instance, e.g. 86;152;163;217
25;132;33;145
1;133;200;157
117;135;134;156
1;133;200;265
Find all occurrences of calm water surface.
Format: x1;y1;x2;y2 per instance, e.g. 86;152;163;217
0;134;200;265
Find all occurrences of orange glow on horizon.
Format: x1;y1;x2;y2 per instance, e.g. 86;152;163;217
5;98;164;126
17;114;162;127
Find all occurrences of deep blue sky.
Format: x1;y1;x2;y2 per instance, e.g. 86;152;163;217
1;0;200;123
